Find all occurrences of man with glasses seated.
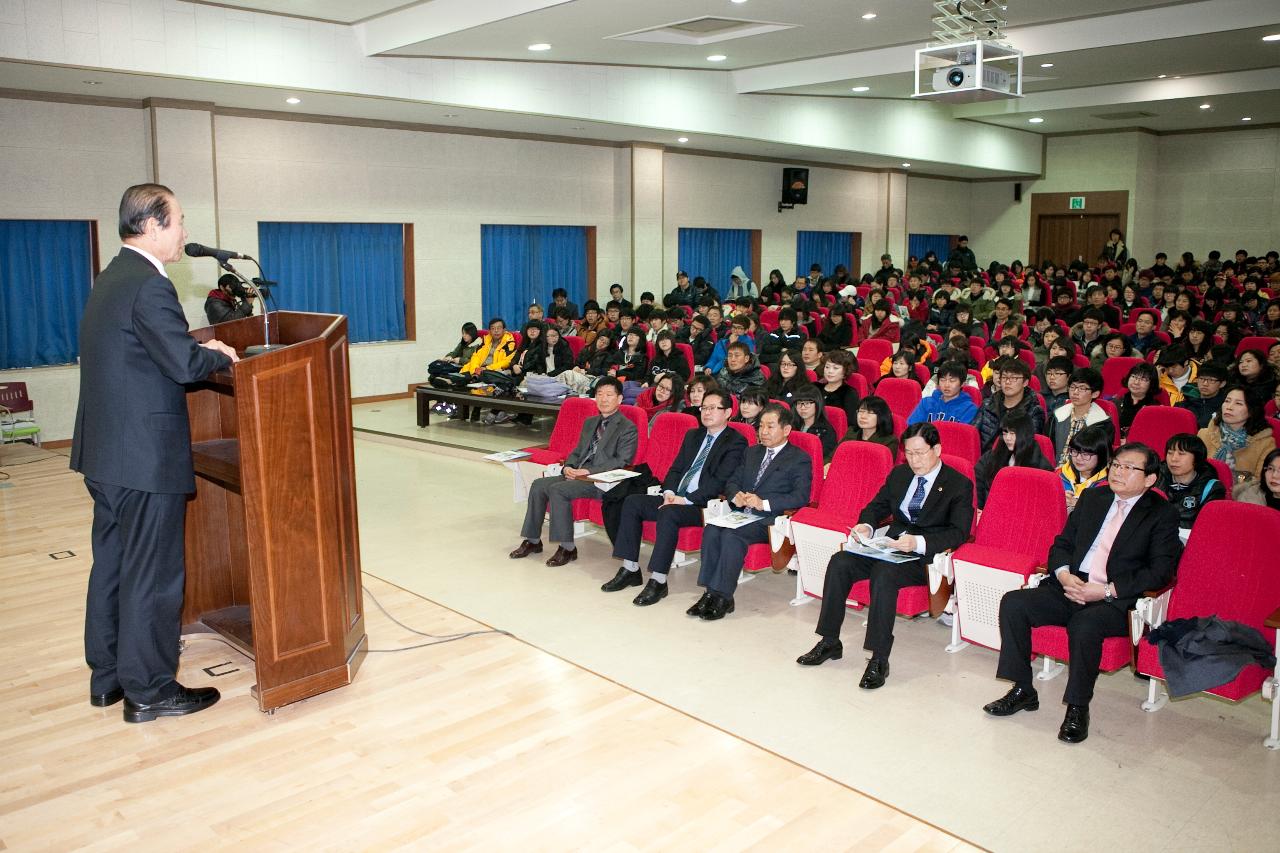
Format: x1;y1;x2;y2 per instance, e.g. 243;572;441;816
604;390;748;607
1047;367;1109;465
983;443;1181;744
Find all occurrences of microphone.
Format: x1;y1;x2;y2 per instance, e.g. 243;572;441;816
185;242;247;263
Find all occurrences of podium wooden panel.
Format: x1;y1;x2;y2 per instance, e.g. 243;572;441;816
184;311;366;711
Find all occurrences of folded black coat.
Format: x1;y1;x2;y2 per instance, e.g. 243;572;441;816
1147;616;1277;698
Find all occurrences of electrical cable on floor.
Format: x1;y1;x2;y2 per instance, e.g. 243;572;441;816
361;582;511;653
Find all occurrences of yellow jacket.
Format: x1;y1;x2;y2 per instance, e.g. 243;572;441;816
1158;361;1197;406
462;332;517;374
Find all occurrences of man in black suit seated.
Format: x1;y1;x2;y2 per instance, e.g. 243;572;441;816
983;442;1181;743
797;422;973;689
72;183;240;723
604;389;748;607
509;377;638;567
689;403;812;621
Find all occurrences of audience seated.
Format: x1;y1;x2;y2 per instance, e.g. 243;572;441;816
1198;386;1275;484
509;378;638;566
816;349;860;432
790;386;837;461
1109;362;1161;441
1154;433;1225;537
1235;448;1280;509
713;341;766;396
605;389;747;606
974;411;1053;508
762;349;807;403
1056;422;1113;512
906;361;977;425
975;358;1045;449
796;422;973;689
690;404;812;621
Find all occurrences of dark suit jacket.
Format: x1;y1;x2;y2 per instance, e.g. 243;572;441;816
71;248;232;494
724;442;812;524
661;426;748;507
1045;487;1181;608
858;463;974;562
564;412;638;474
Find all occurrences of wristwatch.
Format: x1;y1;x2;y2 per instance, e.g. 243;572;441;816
1103;583;1116;602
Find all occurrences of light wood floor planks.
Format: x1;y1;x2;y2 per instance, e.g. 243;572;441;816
0;449;977;852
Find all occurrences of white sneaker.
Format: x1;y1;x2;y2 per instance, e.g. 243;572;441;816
481;411;497;425
493;411;515;425
937;612;955;628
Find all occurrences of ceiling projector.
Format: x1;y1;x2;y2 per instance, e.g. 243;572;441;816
932;63;1011;93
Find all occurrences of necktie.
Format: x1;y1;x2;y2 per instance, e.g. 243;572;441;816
677;433;715;496
907;476;927;521
1085;500;1130;584
754;448;777;489
581;418;607;467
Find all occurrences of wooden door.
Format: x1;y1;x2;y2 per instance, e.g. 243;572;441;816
1036;214;1120;267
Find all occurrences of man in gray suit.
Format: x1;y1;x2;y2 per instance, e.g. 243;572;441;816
72;184;239;723
510;377;638;566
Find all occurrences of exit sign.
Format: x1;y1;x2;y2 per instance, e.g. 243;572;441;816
1069;196;1086;210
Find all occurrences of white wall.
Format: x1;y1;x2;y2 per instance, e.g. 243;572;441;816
0;98;151;443
662;154;885;290
213;114;631;401
906;176;972;241
1152;128;1280;259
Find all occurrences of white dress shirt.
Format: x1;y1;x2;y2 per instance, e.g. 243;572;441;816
123;244;167;277
896;460;942;555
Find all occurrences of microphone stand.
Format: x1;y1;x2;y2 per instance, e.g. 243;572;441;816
219;260;283;356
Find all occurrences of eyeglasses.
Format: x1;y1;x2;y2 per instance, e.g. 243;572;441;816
1110;462;1145;474
1067;384;1094;393
699;405;728;412
1068;449;1097;458
795;400;816;407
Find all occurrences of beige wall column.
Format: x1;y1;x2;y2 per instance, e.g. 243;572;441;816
885;170;908;269
630;144;665;303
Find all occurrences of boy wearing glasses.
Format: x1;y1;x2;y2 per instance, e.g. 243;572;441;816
1047;367;1108;464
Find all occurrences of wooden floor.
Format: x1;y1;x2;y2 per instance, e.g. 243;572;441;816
0;448;976;852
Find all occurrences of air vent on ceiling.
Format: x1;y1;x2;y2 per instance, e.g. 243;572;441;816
608;17;796;46
1092;110;1157;121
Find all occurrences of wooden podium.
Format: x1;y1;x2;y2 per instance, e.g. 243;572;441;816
183;310;367;712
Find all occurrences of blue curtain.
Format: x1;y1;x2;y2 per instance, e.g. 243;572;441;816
481;225;586;326
677;228;752;292
0;220;92;369
908;233;955;265
796;231;852;279
257;222;405;343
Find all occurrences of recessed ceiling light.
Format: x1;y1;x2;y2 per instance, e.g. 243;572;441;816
1199;103;1212;110
570;126;585;130
1039;63;1054;68
706;54;727;62
528;43;551;51
82;80;102;85
443;113;458;118
677;137;689;143
1262;33;1280;42
901;163;910;168
862;13;877;20
1173;76;1181;79
285;97;300;104
850;86;870;92
1242;117;1253;122
731;0;748;4
1028;117;1044;124
1156;74;1167;79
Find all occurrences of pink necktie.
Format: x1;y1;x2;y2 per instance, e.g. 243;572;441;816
1086;501;1129;584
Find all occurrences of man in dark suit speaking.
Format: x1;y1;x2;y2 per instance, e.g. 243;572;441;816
604;388;747;606
797;422;973;689
983;442;1181;743
689;403;812;621
71;184;239;723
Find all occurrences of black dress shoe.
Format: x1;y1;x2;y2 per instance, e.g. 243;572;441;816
858;658;890;689
545;546;578;567
509;540;543;559
686;591;715;617
983;685;1040;717
123;685;220;723
601;567;643;592
699;593;735;621
632;579;668;606
90;687;124;707
1058;703;1090;743
796;639;844;666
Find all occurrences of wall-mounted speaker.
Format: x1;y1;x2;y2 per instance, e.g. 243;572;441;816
782;168;809;205
1014;182;1023;203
